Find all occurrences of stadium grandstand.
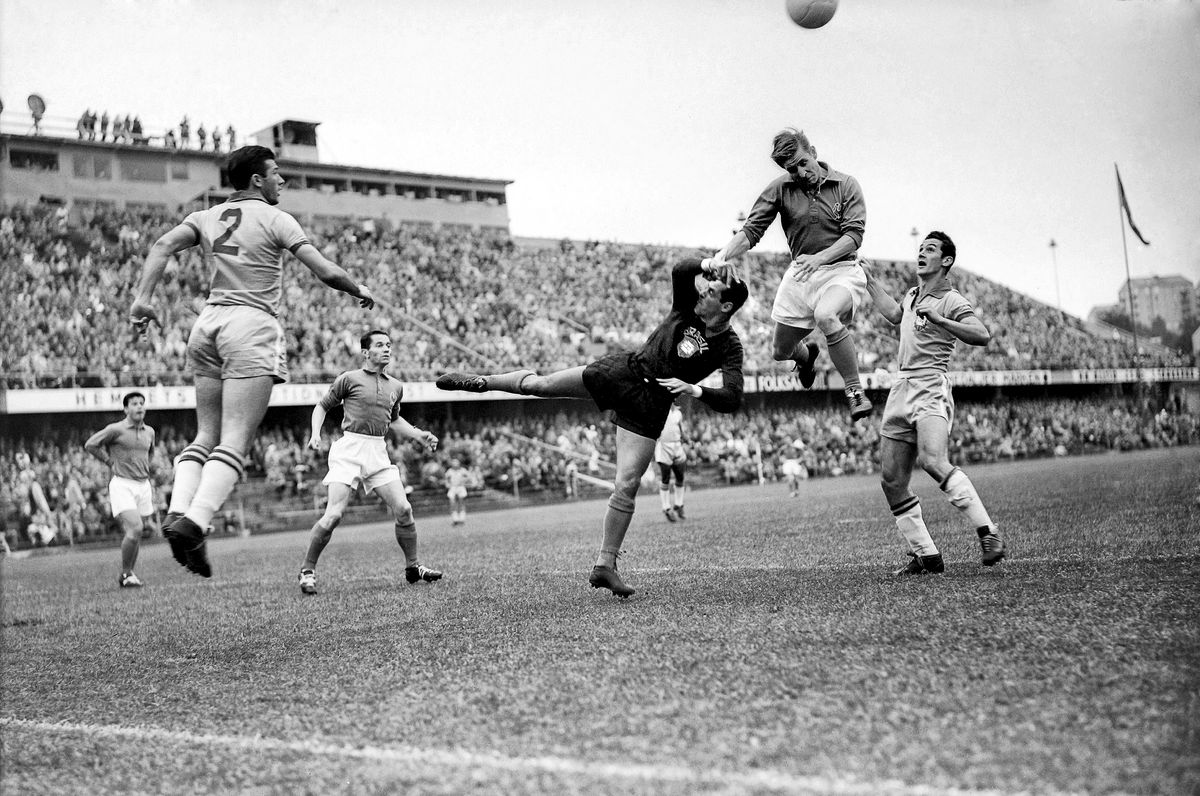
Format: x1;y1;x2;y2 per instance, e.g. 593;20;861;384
2;107;1197;552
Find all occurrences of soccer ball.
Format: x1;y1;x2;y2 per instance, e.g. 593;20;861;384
786;0;838;29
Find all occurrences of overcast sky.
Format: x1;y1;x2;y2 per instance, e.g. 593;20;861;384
2;0;1197;318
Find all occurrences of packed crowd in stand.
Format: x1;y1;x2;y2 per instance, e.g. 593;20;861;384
1;200;1196;548
3;395;1197;549
1;203;1190;390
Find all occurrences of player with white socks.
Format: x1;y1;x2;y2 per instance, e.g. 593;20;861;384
130;145;374;577
444;459;470;526
655;402;688;521
862;231;1006;574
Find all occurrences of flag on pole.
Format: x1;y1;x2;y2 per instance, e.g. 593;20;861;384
1115;164;1150;246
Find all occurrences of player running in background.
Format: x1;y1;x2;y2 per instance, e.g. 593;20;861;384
445;459;470;526
780;440;808;497
437;256;748;597
710;128;873;422
129;145;375;578
655;401;688;521
13;451;51;538
84;391;158;588
861;231;1006;574
298;330;442;596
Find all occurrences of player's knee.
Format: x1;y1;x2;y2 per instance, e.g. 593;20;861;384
607;491;636;515
615;471;642;496
519;373;548;396
394;505;415;526
920;458;952;484
770;343;796;361
816;312;846;337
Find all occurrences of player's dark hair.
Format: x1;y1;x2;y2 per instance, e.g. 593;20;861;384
720;280;750;315
360;329;390;351
225;145;276;190
122;391;145;408
925;230;957;268
771;128;815;169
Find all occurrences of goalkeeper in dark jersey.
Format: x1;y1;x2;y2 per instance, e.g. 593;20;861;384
437;256;748;598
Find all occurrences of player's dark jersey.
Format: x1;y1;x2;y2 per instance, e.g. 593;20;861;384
629;258;744;413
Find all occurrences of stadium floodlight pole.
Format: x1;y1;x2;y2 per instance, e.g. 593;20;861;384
1049;239;1063;318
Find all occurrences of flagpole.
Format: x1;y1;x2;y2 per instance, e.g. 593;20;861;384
1115;163;1142;386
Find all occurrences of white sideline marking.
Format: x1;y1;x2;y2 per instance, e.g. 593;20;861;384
2;717;1021;796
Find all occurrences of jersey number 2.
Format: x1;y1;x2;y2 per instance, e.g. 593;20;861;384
213;208;243;255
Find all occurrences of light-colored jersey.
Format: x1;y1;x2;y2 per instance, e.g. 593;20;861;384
896;285;975;374
182;192;309;316
658;406;684;446
445;467;470;490
85;419;155;480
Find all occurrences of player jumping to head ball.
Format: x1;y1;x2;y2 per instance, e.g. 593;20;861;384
709;128;873;422
130;145;375;578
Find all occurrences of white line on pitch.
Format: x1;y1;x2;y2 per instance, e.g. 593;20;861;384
2;717;1026;796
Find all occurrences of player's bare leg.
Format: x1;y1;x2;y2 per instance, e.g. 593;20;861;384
590;427;656;597
814;285;871;421
881;437;942;575
176;375;274;577
376;479;442;584
917;415;1004;565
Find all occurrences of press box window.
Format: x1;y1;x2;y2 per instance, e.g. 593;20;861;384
9;149;59;171
73;153;113;179
119;154;167;182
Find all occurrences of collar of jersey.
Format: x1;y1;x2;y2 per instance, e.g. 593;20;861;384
911;283;953;307
227;190;270;204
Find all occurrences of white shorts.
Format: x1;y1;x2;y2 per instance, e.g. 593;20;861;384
447;485;467;500
655;440;686;466
771;259;869;329
323;432;401;492
109;477;154;517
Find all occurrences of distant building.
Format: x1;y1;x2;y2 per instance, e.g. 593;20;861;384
0;117;511;231
1096;275;1198;335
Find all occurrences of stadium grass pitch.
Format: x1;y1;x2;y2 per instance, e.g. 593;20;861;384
3;447;1198;795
